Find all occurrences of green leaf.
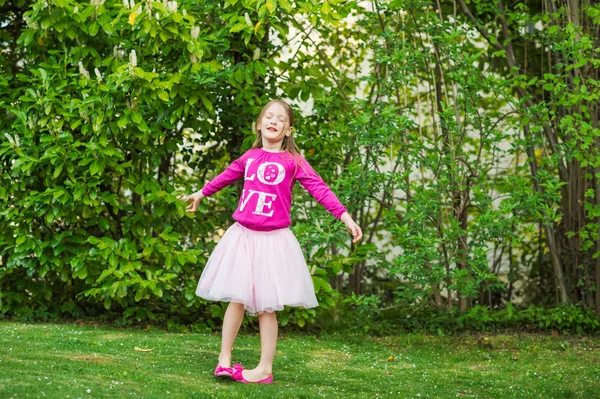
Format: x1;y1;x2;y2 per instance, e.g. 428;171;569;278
90;160;101;175
199;95;213;111
278;0;292;12
89;21;99;36
154;203;168;217
254;61;267;75
132;111;142;124
300;88;310;101
134;182;145;194
118;114;129;128
157;90;169;102
234;68;243;83
53;163;64;178
230;22;248;33
74;186;86;201
41;18;52;29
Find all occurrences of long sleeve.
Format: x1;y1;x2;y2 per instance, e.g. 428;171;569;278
295;156;348;220
201;152;246;197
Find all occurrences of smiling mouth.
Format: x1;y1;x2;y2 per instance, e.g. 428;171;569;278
267;127;277;132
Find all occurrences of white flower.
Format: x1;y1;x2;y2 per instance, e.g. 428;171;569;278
162;0;167;7
15;134;21;147
86;389;91;393
113;45;118;58
26;17;39;30
182;9;187;16
74;6;79;13
190;53;197;63
4;133;15;146
253;48;260;60
123;0;129;8
168;1;177;12
244;12;252;26
94;68;102;82
155;12;160;21
191;26;199;39
129;50;137;67
78;61;90;79
129;0;135;10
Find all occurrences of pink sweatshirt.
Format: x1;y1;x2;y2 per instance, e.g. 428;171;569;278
201;148;348;231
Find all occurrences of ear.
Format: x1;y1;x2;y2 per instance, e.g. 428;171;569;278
286;126;293;137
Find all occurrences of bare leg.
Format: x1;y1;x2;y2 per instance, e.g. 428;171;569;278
218;302;245;368
241;311;277;381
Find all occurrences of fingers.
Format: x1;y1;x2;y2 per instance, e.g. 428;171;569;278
354;225;363;242
186;201;197;213
183;194;199;213
349;223;362;243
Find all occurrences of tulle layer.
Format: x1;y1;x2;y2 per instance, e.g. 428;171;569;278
195;222;318;316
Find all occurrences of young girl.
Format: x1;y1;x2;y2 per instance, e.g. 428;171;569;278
183;99;362;384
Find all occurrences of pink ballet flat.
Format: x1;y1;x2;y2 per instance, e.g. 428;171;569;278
214;363;242;378
232;365;274;384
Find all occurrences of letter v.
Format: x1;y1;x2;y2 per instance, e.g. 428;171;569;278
239;189;258;212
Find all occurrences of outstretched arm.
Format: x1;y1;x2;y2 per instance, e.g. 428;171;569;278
182;152;246;213
296;157;362;242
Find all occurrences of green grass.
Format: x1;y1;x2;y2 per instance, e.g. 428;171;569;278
0;320;598;398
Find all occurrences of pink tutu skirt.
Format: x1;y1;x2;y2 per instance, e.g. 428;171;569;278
195;222;319;316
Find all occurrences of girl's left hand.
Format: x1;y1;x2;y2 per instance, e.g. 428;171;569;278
341;213;362;243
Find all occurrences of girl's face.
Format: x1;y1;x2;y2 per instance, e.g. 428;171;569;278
258;103;290;146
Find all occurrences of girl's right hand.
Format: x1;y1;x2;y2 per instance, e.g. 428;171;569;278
183;191;205;213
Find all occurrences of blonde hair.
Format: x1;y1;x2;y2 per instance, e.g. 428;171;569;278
252;99;309;177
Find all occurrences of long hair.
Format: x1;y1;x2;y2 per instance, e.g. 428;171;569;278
252;99;301;153
252;99;309;178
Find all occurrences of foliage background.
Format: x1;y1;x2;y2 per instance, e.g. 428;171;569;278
1;0;599;333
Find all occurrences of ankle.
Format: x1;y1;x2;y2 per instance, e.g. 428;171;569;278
218;353;232;366
256;365;273;375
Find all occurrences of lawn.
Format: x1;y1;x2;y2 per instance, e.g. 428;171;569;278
0;320;598;398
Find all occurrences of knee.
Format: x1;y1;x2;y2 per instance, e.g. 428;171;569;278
258;311;277;319
229;302;245;311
